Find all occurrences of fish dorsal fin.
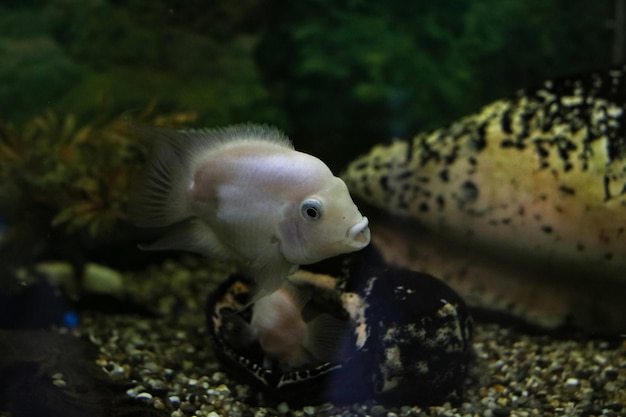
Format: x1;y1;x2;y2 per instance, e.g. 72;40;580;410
303;313;349;363
129;124;293;229
188;124;293;151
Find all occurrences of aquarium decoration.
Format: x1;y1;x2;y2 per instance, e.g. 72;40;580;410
206;246;473;406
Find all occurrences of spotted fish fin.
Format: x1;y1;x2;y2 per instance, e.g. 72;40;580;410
303;313;349;362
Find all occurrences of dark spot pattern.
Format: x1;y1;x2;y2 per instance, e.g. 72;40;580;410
559;185;576;195
461;181;479;202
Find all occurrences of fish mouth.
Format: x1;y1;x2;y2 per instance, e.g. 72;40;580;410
345;217;371;249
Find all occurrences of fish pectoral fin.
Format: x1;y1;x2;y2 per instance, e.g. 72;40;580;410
249;262;295;304
303;313;349;363
283;280;314;312
139;218;228;257
247;287;272;305
221;312;258;350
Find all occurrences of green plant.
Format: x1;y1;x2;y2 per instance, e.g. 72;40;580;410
0;99;196;239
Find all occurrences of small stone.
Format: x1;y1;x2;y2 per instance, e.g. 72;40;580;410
564;378;579;389
303;406;315;415
180;402;196;413
126;386;145;397
493;407;511;417
136;392;153;401
255;409;269;417
371;405;387;417
148;379;169;390
593;354;608;366
154;398;166;410
604;367;619;380
215;384;231;394
211;372;226;382
316;403;334;412
144;362;160;372
277;402;290;414
604;381;617;392
52;379;67;388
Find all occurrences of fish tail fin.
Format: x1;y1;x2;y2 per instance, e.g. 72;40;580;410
129;127;197;228
303;313;349;362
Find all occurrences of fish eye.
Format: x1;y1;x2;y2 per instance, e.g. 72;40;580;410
300;199;323;222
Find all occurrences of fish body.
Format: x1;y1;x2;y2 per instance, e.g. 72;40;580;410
131;124;370;295
343;67;626;332
250;278;347;369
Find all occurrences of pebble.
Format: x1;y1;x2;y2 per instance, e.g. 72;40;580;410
53;258;626;417
277;402;290;414
564;378;579;388
52;379;67;388
136;392;153;401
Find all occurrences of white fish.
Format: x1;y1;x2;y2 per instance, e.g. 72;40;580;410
250;279;347;369
130;124;370;296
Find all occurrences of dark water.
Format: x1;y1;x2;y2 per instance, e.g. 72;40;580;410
0;1;620;169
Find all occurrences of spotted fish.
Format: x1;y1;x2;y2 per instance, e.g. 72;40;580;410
343;66;626;333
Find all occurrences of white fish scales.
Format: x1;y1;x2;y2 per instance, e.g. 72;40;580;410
130;124;370;295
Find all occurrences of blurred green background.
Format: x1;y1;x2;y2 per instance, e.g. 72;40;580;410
0;0;624;274
0;0;620;170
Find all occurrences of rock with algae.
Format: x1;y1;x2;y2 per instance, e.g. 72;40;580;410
343;66;626;334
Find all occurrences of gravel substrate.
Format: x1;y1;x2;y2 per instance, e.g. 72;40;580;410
14;257;626;417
